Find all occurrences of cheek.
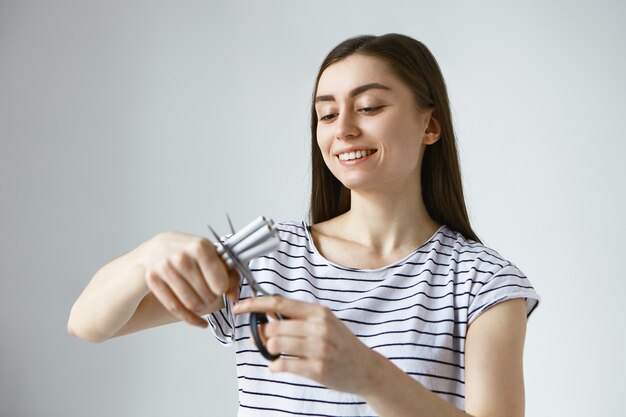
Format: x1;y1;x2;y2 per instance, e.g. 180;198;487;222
383;124;422;166
388;118;422;150
316;128;333;155
316;140;332;171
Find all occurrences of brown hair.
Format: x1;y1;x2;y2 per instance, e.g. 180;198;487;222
309;33;481;243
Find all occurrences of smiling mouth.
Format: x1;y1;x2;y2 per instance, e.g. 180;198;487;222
337;149;377;161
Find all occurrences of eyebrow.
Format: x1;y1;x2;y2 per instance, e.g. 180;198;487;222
315;82;391;103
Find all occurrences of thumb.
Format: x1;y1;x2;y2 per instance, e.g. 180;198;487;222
226;270;241;304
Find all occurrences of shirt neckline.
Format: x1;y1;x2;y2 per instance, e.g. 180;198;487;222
301;221;447;273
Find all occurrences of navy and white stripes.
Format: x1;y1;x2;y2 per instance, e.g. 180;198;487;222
208;221;539;416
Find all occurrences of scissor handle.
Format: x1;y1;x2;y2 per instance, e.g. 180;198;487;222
250;312;280;361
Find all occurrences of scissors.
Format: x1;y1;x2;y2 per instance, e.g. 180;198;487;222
207;215;284;361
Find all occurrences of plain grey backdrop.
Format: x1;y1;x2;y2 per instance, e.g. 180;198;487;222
1;0;624;416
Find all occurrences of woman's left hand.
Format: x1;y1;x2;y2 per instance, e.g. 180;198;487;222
233;296;380;395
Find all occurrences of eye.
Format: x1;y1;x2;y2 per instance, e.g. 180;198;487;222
359;105;385;114
319;113;338;122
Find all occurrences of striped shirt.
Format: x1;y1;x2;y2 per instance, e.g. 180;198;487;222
208;221;540;416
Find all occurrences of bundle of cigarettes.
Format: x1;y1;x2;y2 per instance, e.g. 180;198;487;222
214;216;279;270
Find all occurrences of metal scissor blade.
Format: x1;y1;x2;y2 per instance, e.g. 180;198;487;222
229;250;272;297
206;224;224;247
226;213;236;236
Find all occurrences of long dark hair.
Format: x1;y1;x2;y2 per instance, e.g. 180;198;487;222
309;33;480;243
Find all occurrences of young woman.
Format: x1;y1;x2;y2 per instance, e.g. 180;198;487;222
68;34;539;417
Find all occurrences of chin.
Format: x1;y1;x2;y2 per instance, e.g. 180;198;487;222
338;179;375;192
334;174;363;189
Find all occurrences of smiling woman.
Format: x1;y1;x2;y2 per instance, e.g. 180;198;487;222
209;34;540;417
68;33;539;417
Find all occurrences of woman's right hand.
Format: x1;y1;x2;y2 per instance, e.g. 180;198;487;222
140;231;240;328
68;230;240;342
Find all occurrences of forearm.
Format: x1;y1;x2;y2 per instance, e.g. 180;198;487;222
68;243;151;343
361;350;471;417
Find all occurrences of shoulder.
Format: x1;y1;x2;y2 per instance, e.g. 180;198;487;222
265;220;317;259
273;220;311;244
430;225;515;272
433;226;540;323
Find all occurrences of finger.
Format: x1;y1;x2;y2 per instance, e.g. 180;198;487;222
268;357;322;382
160;260;207;315
146;271;208;327
233;296;326;319
264;334;312;358
263;319;318;339
170;251;217;305
193;238;231;295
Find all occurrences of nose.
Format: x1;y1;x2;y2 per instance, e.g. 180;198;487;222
335;111;360;140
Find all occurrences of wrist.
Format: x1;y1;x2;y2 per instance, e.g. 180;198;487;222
356;348;394;399
111;241;152;298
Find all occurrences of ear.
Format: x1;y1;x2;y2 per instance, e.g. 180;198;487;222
420;108;441;145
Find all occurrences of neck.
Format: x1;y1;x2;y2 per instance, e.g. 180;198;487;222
339;180;440;255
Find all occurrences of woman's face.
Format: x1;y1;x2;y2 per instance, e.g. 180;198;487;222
315;54;437;193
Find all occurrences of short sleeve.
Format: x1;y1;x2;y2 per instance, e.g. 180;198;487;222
467;264;540;325
206;294;236;345
205;233;239;346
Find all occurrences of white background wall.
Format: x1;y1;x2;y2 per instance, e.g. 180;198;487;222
1;1;624;416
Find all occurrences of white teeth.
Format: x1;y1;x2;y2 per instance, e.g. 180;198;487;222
338;149;374;161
